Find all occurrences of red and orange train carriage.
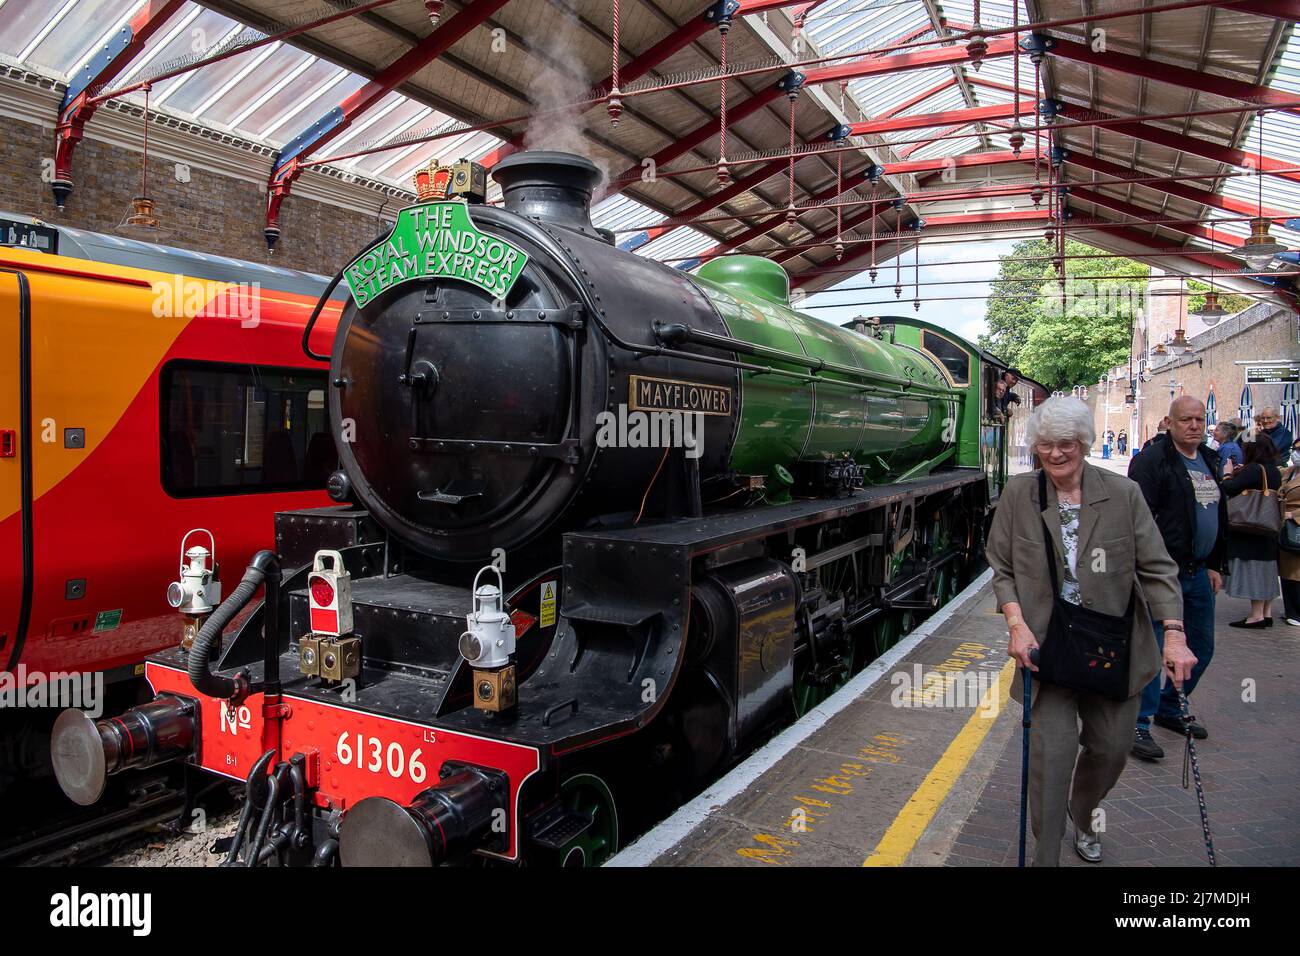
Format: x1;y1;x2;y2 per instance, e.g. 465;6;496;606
0;216;337;798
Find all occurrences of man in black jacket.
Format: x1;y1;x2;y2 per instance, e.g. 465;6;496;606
1127;396;1225;760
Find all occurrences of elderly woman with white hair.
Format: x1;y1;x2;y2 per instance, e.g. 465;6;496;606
986;396;1194;866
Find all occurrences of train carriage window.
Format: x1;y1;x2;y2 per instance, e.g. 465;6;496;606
160;361;331;497
920;331;970;385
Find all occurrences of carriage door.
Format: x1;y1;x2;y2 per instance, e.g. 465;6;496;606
0;271;32;671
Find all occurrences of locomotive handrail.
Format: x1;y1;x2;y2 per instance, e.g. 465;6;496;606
301;231;390;362
654;322;960;398
463;206;956;404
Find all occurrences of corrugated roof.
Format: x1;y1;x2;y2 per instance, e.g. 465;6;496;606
1;0;1295;302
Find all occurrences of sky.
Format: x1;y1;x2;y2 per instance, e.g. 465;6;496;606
801;237;1023;345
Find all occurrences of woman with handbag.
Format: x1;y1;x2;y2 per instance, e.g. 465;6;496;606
1222;435;1282;628
1275;440;1300;625
987;397;1193;866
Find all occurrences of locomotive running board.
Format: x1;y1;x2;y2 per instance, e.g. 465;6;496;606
578;468;981;557
435;469;990;755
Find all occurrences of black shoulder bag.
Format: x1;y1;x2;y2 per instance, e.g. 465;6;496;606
1035;470;1134;701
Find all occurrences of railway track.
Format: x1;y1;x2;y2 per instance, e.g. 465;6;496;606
0;772;198;866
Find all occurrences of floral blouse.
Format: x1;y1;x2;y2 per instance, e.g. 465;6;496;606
1059;503;1082;605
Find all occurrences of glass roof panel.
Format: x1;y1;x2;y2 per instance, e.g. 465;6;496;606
340;99;430;167
2;0;1292;277
199;45;312;128
1217;29;1300;251
381;128;504;182
256;69;364;141
23;0;133;73
0;0;80;61
236;58;343;135
157;37;270;115
639;225;715;264
112;5;221;89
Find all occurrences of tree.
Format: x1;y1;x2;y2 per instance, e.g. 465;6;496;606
977;238;1051;367
982;239;1148;390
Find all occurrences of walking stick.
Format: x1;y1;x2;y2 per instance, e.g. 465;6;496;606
1017;650;1037;868
1177;688;1217;866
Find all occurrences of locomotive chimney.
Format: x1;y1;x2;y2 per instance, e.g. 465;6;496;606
491;150;603;236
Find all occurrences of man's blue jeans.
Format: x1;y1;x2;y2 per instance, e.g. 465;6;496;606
1137;567;1215;727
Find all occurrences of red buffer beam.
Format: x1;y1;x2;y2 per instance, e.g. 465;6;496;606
264;0;511;249
51;0;185;210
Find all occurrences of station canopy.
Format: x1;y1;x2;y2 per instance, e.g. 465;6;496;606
1;0;1296;302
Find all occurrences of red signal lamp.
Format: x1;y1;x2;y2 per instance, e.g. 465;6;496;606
310;577;335;608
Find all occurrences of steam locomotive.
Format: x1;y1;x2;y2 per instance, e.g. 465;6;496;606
50;151;1026;867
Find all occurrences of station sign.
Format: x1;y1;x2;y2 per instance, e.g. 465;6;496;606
1245;365;1300;385
343;202;528;308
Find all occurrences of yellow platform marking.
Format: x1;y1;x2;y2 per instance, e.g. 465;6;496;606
862;657;1015;866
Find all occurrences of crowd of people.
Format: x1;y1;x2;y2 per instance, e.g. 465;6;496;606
986;392;1298;865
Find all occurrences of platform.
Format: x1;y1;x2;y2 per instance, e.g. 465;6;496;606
609;570;1300;867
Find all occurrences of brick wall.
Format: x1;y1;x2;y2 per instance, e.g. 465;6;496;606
1145;274;1188;352
1083;302;1300;448
0;113;393;275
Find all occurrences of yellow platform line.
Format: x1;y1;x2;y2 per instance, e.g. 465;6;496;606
862;657;1016;866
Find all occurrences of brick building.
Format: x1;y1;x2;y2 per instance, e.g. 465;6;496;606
0;65;407;275
1084;292;1300;453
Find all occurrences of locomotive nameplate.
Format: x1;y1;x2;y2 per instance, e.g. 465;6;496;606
344;202;528;307
629;375;733;416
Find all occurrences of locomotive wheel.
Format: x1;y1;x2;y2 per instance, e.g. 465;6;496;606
932;566;958;610
868;610;914;659
558;773;619;867
887;541;918;639
792;660;849;717
870;614;900;659
928;514;961;610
